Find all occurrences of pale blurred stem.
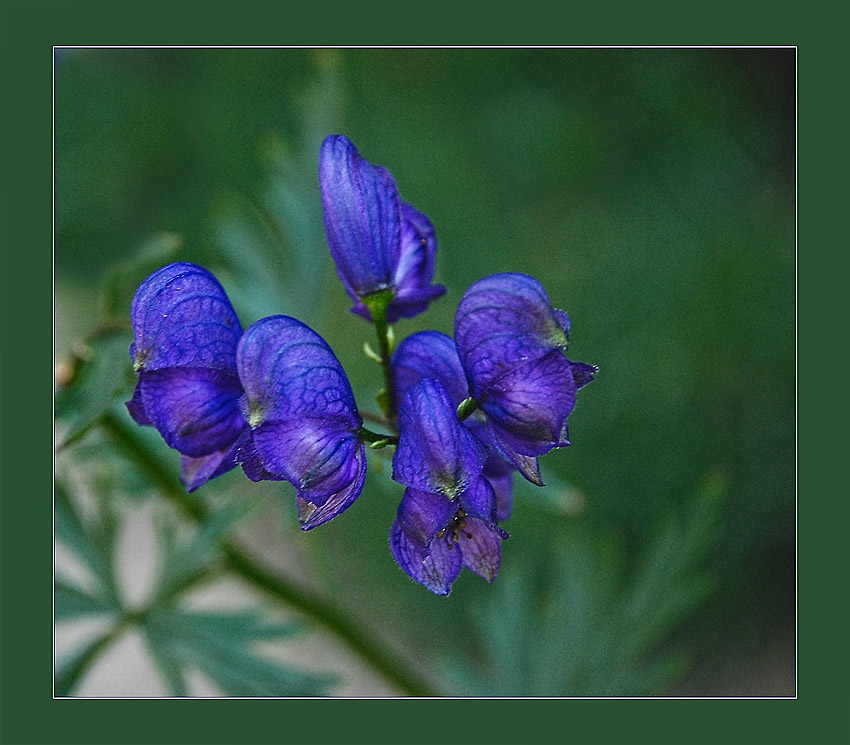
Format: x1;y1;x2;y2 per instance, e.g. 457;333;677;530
100;410;436;697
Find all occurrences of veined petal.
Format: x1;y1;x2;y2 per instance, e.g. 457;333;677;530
392;379;487;498
251;419;362;506
180;438;242;492
455;273;570;398
297;442;367;530
391;331;468;411
237;315;360;429
138;367;245;457
478;349;578;456
458;517;506;583
386;203;446;322
395;488;458;548
130;262;242;374
390;520;462;596
483;454;515;522
319;135;400;301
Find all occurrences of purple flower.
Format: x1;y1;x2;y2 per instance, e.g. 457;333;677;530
127;263;247;491
392;330;515;521
235;315;366;530
454;273;596;486
390;379;508;595
319;134;446;324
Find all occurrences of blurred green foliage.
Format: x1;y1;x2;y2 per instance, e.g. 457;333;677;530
54;48;794;696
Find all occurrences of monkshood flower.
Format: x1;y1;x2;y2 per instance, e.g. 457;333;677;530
319;134;446;323
127;263;247;491
454;273;597;486
392;330;515;521
235;315;367;530
390;379;508;595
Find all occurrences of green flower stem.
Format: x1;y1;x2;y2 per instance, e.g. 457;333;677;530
100;410;437;697
363;290;397;421
360;426;398;447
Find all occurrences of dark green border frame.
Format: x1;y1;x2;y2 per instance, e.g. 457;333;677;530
3;0;847;742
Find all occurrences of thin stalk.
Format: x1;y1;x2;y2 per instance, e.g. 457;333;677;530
100;410;437;697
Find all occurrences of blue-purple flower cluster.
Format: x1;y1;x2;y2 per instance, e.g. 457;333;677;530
128;134;595;594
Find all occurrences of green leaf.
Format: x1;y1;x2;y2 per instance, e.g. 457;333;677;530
55;329;135;450
143;609;333;697
54;579;115;621
54;479;120;602
155;501;255;601
55;632;115;697
442;474;726;696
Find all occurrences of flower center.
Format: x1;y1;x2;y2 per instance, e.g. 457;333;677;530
435;505;473;549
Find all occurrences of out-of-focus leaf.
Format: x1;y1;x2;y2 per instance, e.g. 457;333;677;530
143;609;333;697
55;329;135;450
443;474;725;696
100;231;183;318
54;479;120;602
155;501;255;600
54;579;116;621
55;632;113;697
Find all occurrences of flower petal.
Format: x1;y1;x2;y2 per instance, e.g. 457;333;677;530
483;454;515;522
395;488;458;548
297;441;367;530
392;379;487;497
180;438;242;492
391;331;468;411
251;420;363;506
237;315;360;429
130;262;242;375
386;203;446;322
390;520;462;596
479;349;577;454
319;135;400;301
126;380;151;426
458;517;506;583
454;273;570;398
570;360;598;390
138;367;245;457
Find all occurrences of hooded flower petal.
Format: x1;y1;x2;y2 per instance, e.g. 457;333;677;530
454;272;570;398
391;330;468;409
454;273;595;485
319;134;400;301
390;519;463;596
236;315;365;528
392;330;517;517
130;262;242;375
392;379;487;498
319;135;444;322
126;263;247;488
